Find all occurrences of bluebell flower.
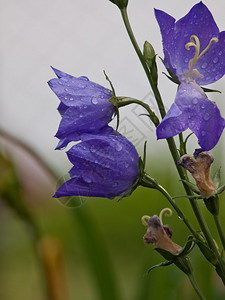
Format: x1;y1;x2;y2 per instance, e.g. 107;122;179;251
155;2;225;150
53;127;140;199
48;67;115;149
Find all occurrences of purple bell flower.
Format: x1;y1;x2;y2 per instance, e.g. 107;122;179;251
48;67;116;149
53;127;140;199
155;2;225;150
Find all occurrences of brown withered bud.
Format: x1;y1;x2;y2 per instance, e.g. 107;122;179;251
177;151;216;196
143;215;182;254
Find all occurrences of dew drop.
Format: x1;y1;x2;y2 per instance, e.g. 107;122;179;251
201;131;206;136
69;97;74;101
64;88;69;92
80;113;84;117
80;76;89;81
201;62;208;69
204;113;210;121
184;58;189;63
124;162;129;168
218;51;222;56
213;57;219;64
201;103;205;109
214;74;221;81
83;177;92;184
90;145;96;153
92;97;98;105
192;98;198;105
64;96;68;100
115;143;122;151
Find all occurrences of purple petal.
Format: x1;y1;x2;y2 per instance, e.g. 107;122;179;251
156;103;188;139
54;134;139;199
155;2;220;77
196;31;225;85
51;66;74;79
157;83;225;150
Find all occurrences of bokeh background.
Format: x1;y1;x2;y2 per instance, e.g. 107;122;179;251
1;0;225;299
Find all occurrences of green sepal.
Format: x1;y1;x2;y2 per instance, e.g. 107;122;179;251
212;167;221;189
203;194;219;216
202;87;221;93
108;0;128;9
194;238;218;266
155;236;195;275
117;177;139;201
147;260;173;274
179;179;200;194
104;71;120;134
217;184;225;195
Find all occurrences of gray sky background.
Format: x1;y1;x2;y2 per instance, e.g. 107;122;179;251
1;0;225;172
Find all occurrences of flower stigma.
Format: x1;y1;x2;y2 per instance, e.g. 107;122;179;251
182;35;219;83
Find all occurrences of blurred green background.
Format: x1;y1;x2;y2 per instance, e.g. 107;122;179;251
0;136;224;300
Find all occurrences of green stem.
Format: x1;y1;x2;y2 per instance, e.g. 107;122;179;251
214;214;225;250
120;8;166;119
188;274;206;300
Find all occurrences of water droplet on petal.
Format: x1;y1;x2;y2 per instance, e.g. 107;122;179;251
201;62;208;69
201;131;206;136
80;76;89;81
64;96;68;100
192;98;198;105
92;97;98;105
90;145;96;153
213;57;219;64
124;162;129;168
214;74;221;81
80;113;84;117
115;143;122;151
184;58;189;63
69;97;74;101
204;113;210;121
83;177;92;184
218;51;222;56
201;103;205;109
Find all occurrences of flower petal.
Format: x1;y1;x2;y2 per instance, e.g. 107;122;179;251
156;103;188;139
55;102;114;140
157;83;225;150
196;31;225;85
155;2;220;77
54;133;139;199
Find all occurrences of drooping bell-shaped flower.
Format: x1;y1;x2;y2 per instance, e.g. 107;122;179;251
54;127;140;199
155;2;225;150
48;67;116;149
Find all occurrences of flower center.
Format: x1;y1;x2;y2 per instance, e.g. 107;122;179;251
182;35;218;83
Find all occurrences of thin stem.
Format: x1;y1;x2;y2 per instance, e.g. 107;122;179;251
214;214;225;250
188;274;206;300
142;173;198;239
120;8;166;119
